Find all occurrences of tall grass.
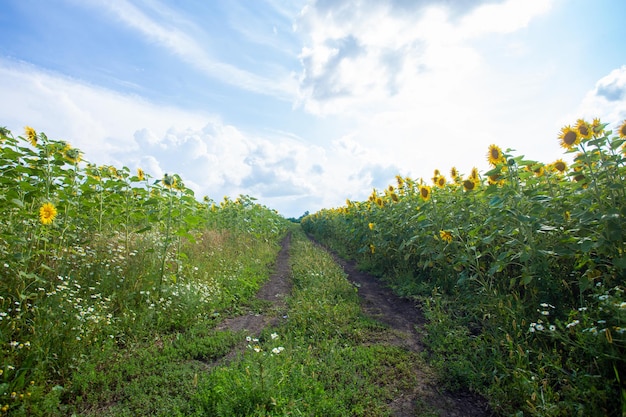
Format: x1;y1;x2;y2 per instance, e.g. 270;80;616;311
0;126;288;415
302;118;626;416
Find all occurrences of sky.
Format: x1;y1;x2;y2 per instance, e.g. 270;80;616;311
1;0;625;218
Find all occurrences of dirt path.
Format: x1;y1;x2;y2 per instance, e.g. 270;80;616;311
214;232;292;346
319;242;494;417
214;232;492;416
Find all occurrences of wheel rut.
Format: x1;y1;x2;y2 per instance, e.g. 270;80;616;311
212;232;493;416
312;237;494;417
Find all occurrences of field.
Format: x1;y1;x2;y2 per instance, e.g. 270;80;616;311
303;119;626;416
1;120;625;416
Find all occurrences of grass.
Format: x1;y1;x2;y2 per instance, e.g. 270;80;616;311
190;229;426;416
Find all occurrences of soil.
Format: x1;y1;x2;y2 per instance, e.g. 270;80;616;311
215;232;494;416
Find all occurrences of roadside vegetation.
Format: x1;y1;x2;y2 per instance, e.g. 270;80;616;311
0;126;426;416
302;118;626;416
0;126;287;415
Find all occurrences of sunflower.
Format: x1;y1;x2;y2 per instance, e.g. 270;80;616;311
470;167;479;181
24;126;37;146
463;178;476;191
552;159;567;173
618;120;626;139
419;184;431;201
487;144;505;167
436;175;446;188
376;197;384;208
390;192;399;202
39;202;57;225
558;125;580;149
137;168;145;181
533;165;545;177
591;118;604;136
63;147;82;164
163;173;176;189
488;173;504;186
575;119;592;140
450;167;459;181
439;230;453;243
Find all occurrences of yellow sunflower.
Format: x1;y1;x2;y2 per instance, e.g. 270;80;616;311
450;167;459;181
487;144;505;167
470;167;479;181
163;173;177;189
390;192;399;202
63;147;82;164
439;230;453;243
591;118;604;136
463;178;476;192
575;119;592;140
419;184;432;201
137;168;145;181
618;119;626;139
39;202;58;225
558;125;580;149
436;175;446;188
552;159;567;173
24;126;37;146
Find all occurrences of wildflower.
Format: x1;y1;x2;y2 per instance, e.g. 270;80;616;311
619;302;626;310
24;126;37;146
439;230;453;243
369;244;375;254
253;345;261;352
535;324;545;331
270;332;278;340
575;119;592;140
39;202;58;225
549;325;556;331
137;168;145;181
487;144;505;167
618;119;626;138
566;320;579;329
368;223;375;231
418;184;431;201
558;125;580;149
271;346;285;354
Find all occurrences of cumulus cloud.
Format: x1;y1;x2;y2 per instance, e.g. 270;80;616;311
577;66;626;126
0;58;398;217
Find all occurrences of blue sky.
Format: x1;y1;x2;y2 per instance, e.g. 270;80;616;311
1;0;625;217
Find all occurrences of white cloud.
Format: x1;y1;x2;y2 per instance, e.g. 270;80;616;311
576;66;626;124
0;58;391;217
77;0;297;99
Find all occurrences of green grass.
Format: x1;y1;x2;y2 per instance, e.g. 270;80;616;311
190;229;425;416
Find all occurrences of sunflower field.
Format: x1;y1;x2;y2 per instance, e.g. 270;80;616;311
302;119;626;416
0;126;288;415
